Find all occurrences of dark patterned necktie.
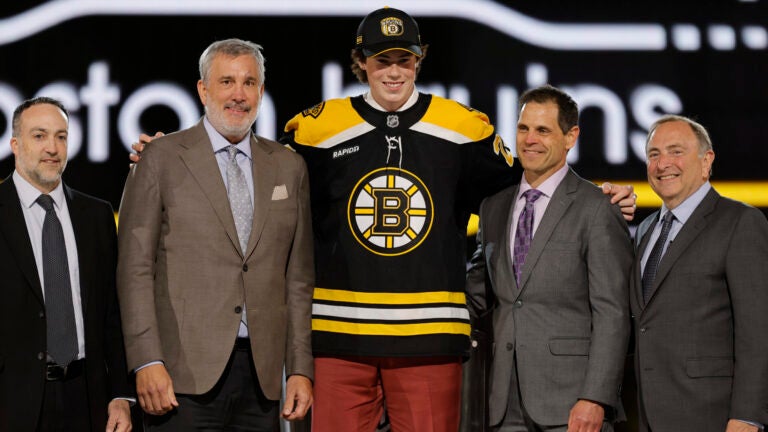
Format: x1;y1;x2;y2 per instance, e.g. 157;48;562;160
642;211;675;303
513;189;543;286
36;194;78;365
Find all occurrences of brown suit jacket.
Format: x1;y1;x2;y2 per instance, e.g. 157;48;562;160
117;120;314;400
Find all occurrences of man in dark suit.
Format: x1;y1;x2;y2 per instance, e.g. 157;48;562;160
631;115;768;432
117;38;314;430
0;97;132;431
467;85;633;431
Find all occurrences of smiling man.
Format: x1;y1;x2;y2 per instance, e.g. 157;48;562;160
0;97;132;432
277;7;639;431
631;115;768;432
466;85;632;432
128;9;637;432
117;39;314;430
280;7;524;432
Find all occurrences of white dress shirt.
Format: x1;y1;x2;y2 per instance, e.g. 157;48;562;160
13;170;85;360
509;164;570;256
203;117;254;338
640;181;711;275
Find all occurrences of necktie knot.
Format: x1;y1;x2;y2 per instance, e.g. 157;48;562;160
523;189;543;204
36;194;55;212
661;211;675;226
227;145;239;163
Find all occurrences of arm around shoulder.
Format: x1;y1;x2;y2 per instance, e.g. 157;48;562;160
283;155;315;381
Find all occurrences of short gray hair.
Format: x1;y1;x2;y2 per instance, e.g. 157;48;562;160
646;114;713;155
199;38;265;85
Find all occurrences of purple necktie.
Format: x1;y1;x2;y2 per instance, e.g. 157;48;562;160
513;189;543;286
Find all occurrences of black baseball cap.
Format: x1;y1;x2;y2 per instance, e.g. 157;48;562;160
355;7;423;57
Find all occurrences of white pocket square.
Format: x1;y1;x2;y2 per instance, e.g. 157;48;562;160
271;184;289;200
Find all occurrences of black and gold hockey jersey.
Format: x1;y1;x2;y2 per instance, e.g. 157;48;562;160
282;93;521;357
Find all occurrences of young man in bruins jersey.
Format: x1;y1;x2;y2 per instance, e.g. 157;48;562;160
131;7;636;431
279;7;636;432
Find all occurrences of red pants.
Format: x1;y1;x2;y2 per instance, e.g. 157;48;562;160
312;355;462;432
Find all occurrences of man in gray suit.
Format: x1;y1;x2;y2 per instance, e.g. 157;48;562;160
467;85;633;432
117;38;314;430
631;115;768;432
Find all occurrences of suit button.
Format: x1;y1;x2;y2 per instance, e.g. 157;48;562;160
39;311;45;318
513;300;523;308
242;264;248;272
506;343;514;351
235;306;243;314
37;352;45;360
640;327;647;333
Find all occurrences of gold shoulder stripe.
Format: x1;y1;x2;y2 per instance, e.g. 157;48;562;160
314;287;467;305
284;97;368;148
415;95;495;143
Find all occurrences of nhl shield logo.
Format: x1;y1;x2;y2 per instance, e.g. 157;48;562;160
380;17;404;37
386;114;399;128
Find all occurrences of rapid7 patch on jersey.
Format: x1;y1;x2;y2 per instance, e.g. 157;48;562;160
347;167;434;256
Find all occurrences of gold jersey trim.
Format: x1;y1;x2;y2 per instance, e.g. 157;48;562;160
314;287;466;305
416;95;495;142
284;97;371;148
312;319;471;336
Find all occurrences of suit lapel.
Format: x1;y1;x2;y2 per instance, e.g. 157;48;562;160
0;177;44;305
245;135;276;258
493;185;520;295
517;169;577;291
64;185;90;312
645;189;719;305
177;121;242;255
634;212;659;310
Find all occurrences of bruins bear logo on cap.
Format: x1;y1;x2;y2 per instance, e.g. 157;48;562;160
380;17;404;37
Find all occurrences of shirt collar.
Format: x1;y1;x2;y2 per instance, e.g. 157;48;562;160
12;170;66;210
363;87;419;112
661;181;711;224
203;116;252;159
517;164;570;201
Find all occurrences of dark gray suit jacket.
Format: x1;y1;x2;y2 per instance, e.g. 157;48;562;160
0;177;131;432
631;188;768;431
467;168;632;427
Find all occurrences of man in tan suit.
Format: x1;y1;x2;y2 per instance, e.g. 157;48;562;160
117;38;314;430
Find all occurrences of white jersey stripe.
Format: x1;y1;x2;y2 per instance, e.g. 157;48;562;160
315;123;376;149
313;304;470;321
410;121;474;144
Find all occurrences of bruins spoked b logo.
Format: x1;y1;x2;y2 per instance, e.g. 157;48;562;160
348;168;434;256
